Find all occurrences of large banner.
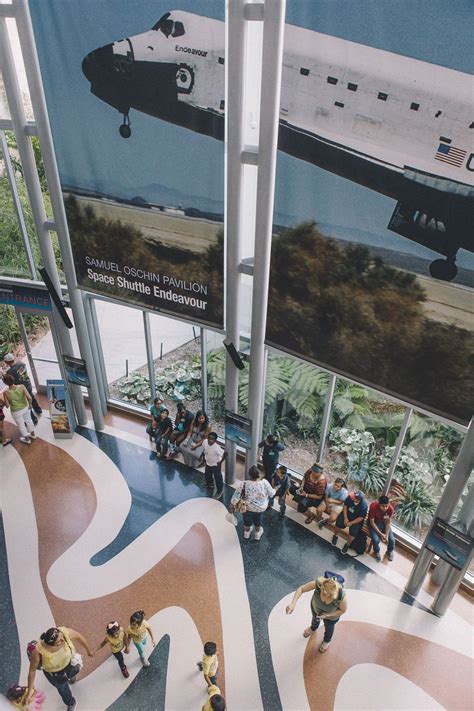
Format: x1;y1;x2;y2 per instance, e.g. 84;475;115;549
29;0;224;328
267;0;474;424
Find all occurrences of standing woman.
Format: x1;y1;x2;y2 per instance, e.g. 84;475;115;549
2;374;36;444
286;575;347;653
230;465;276;541
26;626;94;710
180;410;211;467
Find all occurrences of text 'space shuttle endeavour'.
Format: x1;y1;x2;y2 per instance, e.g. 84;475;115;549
82;11;474;281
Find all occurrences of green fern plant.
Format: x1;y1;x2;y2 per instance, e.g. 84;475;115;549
394;473;436;533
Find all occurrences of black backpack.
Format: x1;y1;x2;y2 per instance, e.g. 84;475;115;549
350;530;368;555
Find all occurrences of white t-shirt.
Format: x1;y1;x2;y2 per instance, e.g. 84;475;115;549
235;479;275;512
202;440;223;466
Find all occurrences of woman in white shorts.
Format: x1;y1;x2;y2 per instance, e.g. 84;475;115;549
2;374;36;444
317;478;348;529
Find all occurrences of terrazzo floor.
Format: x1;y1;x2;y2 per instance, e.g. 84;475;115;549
0;412;472;711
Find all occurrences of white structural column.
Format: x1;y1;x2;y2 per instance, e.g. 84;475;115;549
0;15;87;424
224;0;248;482
15;0;104;430
405;418;474;601
247;0;286;468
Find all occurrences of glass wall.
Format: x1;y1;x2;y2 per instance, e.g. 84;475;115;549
94;299;148;408
149;312;201;414
262;351;326;472
391;412;464;541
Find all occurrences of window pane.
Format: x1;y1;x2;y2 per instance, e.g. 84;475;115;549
0;151;37;279
96;301;149;409
149;312;202;414
391;412;464;540
263;352;324;474
0;72;10;119
326;381;406;496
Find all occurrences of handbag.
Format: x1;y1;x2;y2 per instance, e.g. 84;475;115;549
235;483;247;513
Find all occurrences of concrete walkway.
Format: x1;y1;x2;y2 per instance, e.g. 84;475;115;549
31;302;197;386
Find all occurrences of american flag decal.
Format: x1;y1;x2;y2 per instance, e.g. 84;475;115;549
435;142;467;167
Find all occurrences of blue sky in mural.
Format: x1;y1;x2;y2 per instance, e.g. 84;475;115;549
277;0;473;270
28;0;224;210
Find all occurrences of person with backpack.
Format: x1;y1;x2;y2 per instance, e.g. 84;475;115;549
25;626;94;710
285;572;347;653
332;490;368;554
258;434;285;482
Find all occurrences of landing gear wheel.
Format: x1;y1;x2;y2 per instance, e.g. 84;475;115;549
119;114;131;138
429;258;457;281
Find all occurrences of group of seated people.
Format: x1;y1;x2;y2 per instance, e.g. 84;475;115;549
146;396;210;466
259;434;395;561
290;461;395;561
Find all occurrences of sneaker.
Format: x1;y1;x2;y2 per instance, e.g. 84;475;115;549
341;543;349;554
121;665;129;678
374;552;382;562
279;508;286;517
318;520;327;530
254;527;264;541
28;433;37;440
213;489;223;500
331;534;338;546
387;550;394;561
2;438;12;447
68;675;77;685
20;437;31;444
243;526;253;540
66;701;76;711
141;657;150;667
196;661;203;672
319;641;330;653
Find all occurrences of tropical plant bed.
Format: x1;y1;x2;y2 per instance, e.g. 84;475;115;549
108;336;203;414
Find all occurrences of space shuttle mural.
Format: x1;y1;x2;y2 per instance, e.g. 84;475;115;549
82;11;473;281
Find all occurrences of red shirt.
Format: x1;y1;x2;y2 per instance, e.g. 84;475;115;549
369;502;394;525
302;471;327;498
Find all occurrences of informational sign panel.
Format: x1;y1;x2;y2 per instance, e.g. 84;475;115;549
0;284;51;311
225;410;252;449
426;517;473;571
29;1;224;329
266;0;474;424
46;379;74;439
63;355;90;388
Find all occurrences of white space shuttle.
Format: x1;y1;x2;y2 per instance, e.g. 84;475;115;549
82;11;474;281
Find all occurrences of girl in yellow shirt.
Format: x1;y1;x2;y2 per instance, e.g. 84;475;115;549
125;610;156;667
95;621;130;678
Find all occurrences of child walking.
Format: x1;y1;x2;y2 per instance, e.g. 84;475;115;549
197;641;219;686
126;610;155;667
95;621;130;678
269;464;290;515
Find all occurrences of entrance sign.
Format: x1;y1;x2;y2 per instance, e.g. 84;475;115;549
0;284;51;311
426;518;473;571
29;1;224;329
225;411;252;449
266;1;474;424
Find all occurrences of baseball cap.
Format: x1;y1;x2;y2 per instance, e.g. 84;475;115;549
3;353;14;362
353;490;364;500
311;462;324;472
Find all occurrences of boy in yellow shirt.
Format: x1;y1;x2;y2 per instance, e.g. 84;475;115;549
197;641;219;686
202;684;226;711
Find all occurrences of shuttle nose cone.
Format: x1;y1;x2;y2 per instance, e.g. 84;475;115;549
82;44;114;83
